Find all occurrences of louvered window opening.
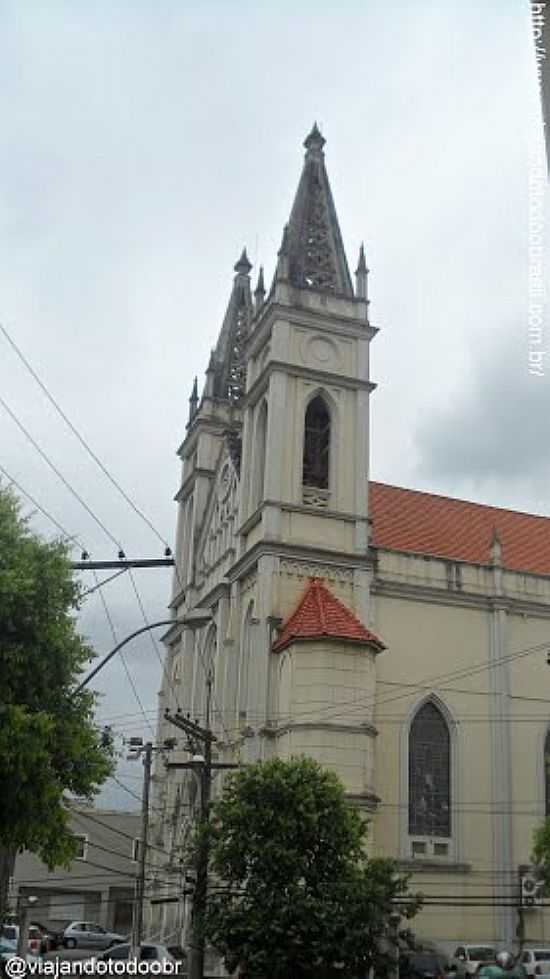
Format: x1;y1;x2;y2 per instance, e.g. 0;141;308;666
303;396;330;490
409;702;451;838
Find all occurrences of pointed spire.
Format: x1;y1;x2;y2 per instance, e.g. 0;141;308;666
234;247;252;276
275;223;290;282
355;243;369;300
273;125;353;296
188;376;199;424
254;266;266;310
304;122;326;155
204;350;216;397
208;256;253;405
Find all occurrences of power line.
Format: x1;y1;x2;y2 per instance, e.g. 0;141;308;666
128;568;183;716
0;322;171;552
93;571;155;739
0;462;81;548
0;390;123;552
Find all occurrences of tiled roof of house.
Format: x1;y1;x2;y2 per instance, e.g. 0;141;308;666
273;578;385;654
370;481;550;576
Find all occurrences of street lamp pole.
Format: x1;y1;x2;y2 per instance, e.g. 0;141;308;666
75;608;214;693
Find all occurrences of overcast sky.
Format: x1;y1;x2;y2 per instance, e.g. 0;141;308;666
1;1;548;809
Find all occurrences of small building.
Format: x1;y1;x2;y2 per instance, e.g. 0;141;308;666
12;807;140;935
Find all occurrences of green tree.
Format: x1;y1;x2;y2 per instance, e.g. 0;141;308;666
532;819;550;890
0;485;113;917
203;756;422;979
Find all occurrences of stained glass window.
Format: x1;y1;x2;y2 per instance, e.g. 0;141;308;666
409;702;451;838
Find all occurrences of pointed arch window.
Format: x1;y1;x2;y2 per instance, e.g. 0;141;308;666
251;401;268;511
545;730;550;817
302;395;330;491
409;702;451;838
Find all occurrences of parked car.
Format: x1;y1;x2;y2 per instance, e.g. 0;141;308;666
453;947;497;978
476;961;527;979
0;942;41;978
400;951;449;979
63;922;127;950
520;951;550;977
0;924;42;956
31;921;62;953
100;943;180;973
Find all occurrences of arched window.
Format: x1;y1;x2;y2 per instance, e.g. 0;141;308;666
238;604;254;722
251;401;267;510
545;730;550;816
302;395;330;490
200;626;217;724
409;702;451;838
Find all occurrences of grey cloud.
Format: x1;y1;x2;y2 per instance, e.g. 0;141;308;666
415;326;550;491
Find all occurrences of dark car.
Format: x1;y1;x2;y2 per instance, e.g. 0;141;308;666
30;922;61;953
400;952;449;979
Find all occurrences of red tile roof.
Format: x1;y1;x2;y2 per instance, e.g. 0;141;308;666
370;481;550;576
273;578;385;653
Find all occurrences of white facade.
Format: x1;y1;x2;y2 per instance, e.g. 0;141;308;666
149;126;550;953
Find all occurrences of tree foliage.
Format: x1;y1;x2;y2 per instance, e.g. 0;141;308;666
203;756;422;979
0;485;113;877
532;819;550;891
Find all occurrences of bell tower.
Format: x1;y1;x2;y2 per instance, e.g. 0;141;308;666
238;124;377;589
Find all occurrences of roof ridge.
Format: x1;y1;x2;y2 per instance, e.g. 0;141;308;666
273;578;385;654
370;480;550;522
312;578;327;632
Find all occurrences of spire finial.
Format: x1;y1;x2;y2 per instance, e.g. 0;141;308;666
355;242;369;301
254;266;266;309
304;122;326;154
234;247;252;276
356;242;368;274
188;376;199;425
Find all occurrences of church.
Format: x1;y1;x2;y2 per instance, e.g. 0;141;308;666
149;125;550;953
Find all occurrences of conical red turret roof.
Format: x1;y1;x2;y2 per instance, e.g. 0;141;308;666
272;578;385;654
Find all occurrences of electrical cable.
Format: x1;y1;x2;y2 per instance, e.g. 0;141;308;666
93;571;155;739
69;805;170;859
0;462;81;547
0;322;171;552
0;391;124;552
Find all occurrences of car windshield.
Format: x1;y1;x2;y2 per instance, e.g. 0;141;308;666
470;949;495;962
535;954;550;962
1;928;17;941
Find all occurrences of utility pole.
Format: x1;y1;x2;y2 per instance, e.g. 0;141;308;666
135;741;153;950
127;737;175;954
164;676;238;979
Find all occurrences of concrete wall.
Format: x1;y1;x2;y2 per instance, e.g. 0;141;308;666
13;809;140;932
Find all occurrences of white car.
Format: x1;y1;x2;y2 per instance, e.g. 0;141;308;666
63;922;127;950
520;950;550;977
100;943;181;973
452;946;496;978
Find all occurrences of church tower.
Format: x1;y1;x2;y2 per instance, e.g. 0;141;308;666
153;128;384;918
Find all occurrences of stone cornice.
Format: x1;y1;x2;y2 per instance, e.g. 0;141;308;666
227;539;374;585
174;467;216;503
177;413;241;459
237;500;368;537
246;300;377;361
398;859;472;875
372;577;550;616
272;720;378;738
243;360;375;409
